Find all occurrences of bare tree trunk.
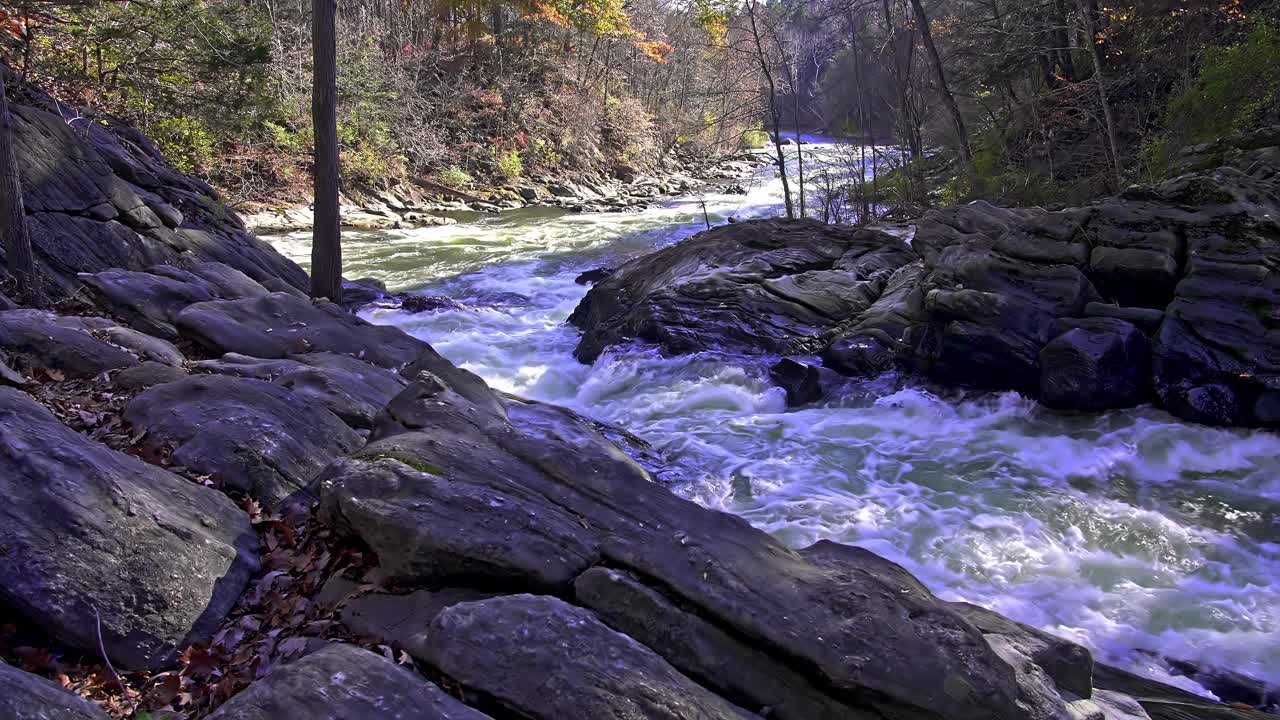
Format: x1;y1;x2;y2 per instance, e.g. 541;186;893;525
1077;0;1122;187
311;0;342;302
789;52;805;218
0;65;37;306
747;0;794;220
909;0;971;168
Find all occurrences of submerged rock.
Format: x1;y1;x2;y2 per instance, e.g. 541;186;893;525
769;357;824;406
0;387;258;670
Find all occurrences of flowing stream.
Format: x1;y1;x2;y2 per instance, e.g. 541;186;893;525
266;143;1280;697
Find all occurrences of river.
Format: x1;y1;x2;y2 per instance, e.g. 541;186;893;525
265;144;1280;698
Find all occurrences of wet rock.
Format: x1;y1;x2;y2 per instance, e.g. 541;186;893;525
822;333;896;378
1040;318;1150;411
176;292;429;369
0;310;139;377
574;567;870;720
420;595;753;720
0;661;111;720
574;267;614;285
569;219;916;361
125;374;362;504
321;367;1029;720
1092;663;1272;720
340;277;389;310
0;290;16;310
204;643;490;720
0;387;258;670
194;351;406;429
949;601;1094;698
769;358;823;406
400;294;465;314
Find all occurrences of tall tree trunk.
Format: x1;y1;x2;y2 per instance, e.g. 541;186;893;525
0;65;37;306
909;0;971;168
1077;0;1122;188
311;0;342;302
747;0;794;220
789;52;805;218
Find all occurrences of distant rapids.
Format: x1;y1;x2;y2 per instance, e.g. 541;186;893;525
266;141;1280;697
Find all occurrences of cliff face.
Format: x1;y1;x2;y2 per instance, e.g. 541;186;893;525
0;71;307;302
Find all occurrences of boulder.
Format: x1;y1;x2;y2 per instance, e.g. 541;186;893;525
574;568;870;720
204;643;491;720
949;601;1094;699
420;595;753;720
769;358;823;406
193;352;406;429
574;267;614;285
176;292;429;369
0;661;111;720
320;371;1034;720
78;267;217;339
125;374;362;504
2;77;307;303
1040;318;1151;411
822;333;896;378
0;310;140;377
569;219;917;362
0;387;258;670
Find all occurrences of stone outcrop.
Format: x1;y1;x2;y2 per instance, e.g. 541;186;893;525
571;150;1280;426
0;387;259;670
124;374;363;505
204;643;491;720
0;69;306;302
2;252;1266;720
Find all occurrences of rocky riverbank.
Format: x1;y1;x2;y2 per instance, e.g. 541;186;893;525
571;132;1280;427
1;80;1276;720
237;153;768;234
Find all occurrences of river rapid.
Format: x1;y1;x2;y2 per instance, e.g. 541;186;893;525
266;143;1280;697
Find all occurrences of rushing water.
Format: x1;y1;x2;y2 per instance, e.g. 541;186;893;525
267;144;1280;697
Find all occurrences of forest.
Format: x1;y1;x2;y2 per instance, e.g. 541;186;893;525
2;0;1276;213
2;0;1280;717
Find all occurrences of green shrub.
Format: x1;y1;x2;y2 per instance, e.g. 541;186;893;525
1166;21;1280;144
151;116;215;173
495;148;523;179
742;129;769;149
438;165;473;187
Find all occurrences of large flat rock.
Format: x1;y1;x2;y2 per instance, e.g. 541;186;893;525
421;595;754;720
319;374;1032;720
568;218;916;361
204;643;490;720
176;292;429;369
194;351;407;429
0;387;259;670
0;310;140;377
125;374;362;504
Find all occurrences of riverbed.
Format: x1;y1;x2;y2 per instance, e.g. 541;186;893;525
265;146;1280;697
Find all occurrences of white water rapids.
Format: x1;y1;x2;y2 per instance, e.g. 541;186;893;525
266;142;1280;698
